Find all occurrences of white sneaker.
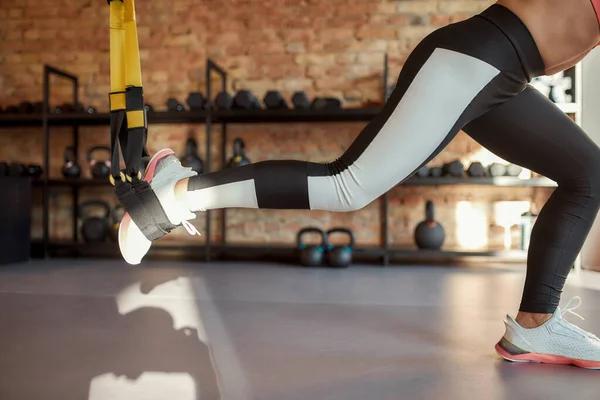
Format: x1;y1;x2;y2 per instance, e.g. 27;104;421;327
118;148;200;265
496;296;600;369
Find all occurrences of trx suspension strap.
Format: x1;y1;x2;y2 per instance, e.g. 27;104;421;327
108;0;178;240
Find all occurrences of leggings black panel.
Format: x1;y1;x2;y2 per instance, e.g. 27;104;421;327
463;87;600;313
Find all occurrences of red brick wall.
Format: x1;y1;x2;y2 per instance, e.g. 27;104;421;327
0;0;554;250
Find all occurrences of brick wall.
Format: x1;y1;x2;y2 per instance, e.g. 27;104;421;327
0;0;554;250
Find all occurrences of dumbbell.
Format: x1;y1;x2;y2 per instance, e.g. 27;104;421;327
186;92;206;111
8;162;27;177
85;106;97;114
488;163;507;177
215;91;233;110
166;98;185;112
144;104;155;112
429;167;443;178
311;97;342;110
263;91;289;109
506;164;523;177
467;162;485;177
416;166;430;178
4;105;19;114
442;160;465;177
233;90;261;110
292;91;310;109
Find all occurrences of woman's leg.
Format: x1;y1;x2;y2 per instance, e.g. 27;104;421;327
463;86;600;317
463;87;600;367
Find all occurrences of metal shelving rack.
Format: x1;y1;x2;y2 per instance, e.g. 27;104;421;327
2;60;582;264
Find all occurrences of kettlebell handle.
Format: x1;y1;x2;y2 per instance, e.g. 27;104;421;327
185;137;198;155
111;205;124;224
233;138;245;156
86;146;111;164
326;227;355;248
79;200;111;220
64;146;76;163
297;227;327;249
425;200;435;222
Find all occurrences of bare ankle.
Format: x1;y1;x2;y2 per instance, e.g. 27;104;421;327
174;178;189;199
515;312;552;329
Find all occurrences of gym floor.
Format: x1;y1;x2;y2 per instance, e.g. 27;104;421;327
0;261;599;400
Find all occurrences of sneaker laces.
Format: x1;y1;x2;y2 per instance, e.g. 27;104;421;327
182;220;201;236
561;296;585;321
559;296;600;341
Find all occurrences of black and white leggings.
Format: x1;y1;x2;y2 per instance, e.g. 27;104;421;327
187;5;600;314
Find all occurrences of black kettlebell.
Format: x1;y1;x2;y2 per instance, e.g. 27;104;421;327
87;146;111;179
27;164;43;179
227;138;251;168
108;205;125;242
181;137;204;174
79;201;111;243
62;146;81;179
297;227;328;267
414;200;445;250
326;227;355;268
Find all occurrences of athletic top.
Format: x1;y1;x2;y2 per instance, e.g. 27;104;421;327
592;0;600;27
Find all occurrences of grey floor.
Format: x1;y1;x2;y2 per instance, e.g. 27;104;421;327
0;261;599;400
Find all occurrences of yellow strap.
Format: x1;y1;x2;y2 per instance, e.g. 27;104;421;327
126;110;146;129
109;1;125;98
124;0;142;88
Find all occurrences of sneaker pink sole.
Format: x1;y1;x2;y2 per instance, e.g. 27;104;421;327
495;342;600;369
118;148;175;265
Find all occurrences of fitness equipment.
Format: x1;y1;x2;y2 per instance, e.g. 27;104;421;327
62;146;81;179
416;166;430;178
233;90;261;110
186;92;206;110
292;91;310;109
166;98;185;112
0;162;8;176
429;167;443;178
297;227;328;267
263;91;289;109
488;163;507;177
8;163;27;177
85;106;97;114
5;105;19;114
227;138;251;168
414;200;445;250
17;101;34;114
506;164;523;177
87;146;111;179
467;161;485;177
144;104;155;112
311;97;341;110
79;201;110;243
326;228;355;268
26;164;43;179
442;160;464;177
215;91;233;110
181;137;204;174
108;205;125;242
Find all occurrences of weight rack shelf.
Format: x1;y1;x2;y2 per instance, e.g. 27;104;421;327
0;108;380;128
0;103;581;129
31;240;526;262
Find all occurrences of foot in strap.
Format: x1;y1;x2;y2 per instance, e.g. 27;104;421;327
495;296;600;369
118;148;199;265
